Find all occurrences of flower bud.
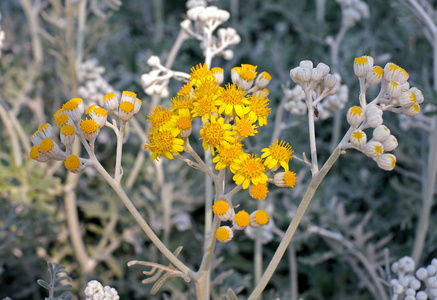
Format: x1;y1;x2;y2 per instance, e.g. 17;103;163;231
346;106;365;127
373;125;390;142
376;153;396;171
350;130;367;148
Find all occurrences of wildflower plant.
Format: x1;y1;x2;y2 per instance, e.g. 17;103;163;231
26;1;428;299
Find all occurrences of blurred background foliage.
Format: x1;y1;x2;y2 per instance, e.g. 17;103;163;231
0;0;436;299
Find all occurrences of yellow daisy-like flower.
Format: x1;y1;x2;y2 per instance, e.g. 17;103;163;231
171;95;194;117
274;171;297;188
261;140;293;171
191;78;222;121
189;63;214;85
233;116;258;141
213;142;249;172
144;128;184;161
238;64;258;81
64;155;81;172
200;115;236;155
233;154;268;189
215;83;250;117
176;115;192;138
233;210;251;230
249;182;269;200
247;93;271;126
148;105;176;132
178;81;195;98
216;226;233;243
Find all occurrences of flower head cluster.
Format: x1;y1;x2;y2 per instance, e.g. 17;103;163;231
213;199;269;243
144;63;297;243
84;280;119;300
290;60;341;96
390;256;437;300
30;92;141;173
343;56;424;171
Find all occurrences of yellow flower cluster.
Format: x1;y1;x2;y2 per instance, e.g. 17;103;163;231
30;91;142;172
144;63;298;243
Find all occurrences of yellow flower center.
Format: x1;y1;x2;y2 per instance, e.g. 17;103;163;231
63;98;81;111
411;104;420;112
40;138;54;152
104;92;116;102
250;183;268;200
254;210;269;225
149;106;173;128
350;106;363;116
94;107;108;116
120;101;134;113
374;145;383;154
216;227;230;242
373;66;384;77
61;125;75;136
238;64;257;81
202;122;225;147
239;155;265;180
211;67;224;74
149;131;176;153
235;118;257;138
123;91;137;98
354;57;368;65
220;83;246;106
268;140;293;162
215;143;244;167
64;155;80;170
234;210;250;227
177;116;192;130
38;123;50;132
400;68;409;78
86;104;97;115
30;145;40;159
352;131;365;140
284;171;297;187
55;114;69;126
212;200;229;215
80;119;99;134
388;63;399;72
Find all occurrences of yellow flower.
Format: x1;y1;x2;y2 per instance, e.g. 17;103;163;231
215;83;250;117
200;115;236;155
148;105;176;132
189;63;214;85
233;210;250;230
247;93;271;126
233;116;258;141
249;182;269;200
80;118;100;141
144;128;184;161
261;140;293;171
274;171;297;188
191;78;222;122
233;154;268;189
213;142;249;172
250;210;269;228
64;155;81;172
238;64;258;81
178;81;195;98
171;95;194;117
212;200;235;221
216;226;233;243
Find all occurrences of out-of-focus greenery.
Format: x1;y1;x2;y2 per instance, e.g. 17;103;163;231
0;0;435;299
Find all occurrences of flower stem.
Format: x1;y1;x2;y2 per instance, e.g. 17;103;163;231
92;159;194;277
248;146;343;300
